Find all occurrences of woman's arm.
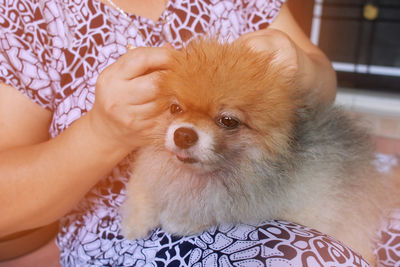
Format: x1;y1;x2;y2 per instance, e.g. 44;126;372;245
0;82;129;237
0;46;171;237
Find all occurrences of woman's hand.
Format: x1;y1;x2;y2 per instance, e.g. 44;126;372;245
0;46;174;234
236;3;337;103
87;46;172;151
0;47;175;235
237;28;301;78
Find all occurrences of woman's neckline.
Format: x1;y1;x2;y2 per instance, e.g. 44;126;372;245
97;0;172;24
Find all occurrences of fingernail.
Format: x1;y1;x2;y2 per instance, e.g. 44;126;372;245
162;43;174;49
126;44;136;50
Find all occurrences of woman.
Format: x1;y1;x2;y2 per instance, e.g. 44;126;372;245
0;0;386;265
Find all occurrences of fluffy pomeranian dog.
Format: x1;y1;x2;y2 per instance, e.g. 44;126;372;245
121;38;398;263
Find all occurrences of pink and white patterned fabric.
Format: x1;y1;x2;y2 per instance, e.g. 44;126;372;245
0;0;398;266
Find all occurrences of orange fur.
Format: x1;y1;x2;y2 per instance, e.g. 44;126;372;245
157;39;299;155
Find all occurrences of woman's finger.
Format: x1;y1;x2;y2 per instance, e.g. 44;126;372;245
123;71;162;105
236;29;294;55
110;47;172;80
125;101;163;122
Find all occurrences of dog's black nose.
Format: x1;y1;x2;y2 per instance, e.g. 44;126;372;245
174;127;198;149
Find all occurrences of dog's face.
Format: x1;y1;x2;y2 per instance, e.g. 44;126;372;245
155;39;299;173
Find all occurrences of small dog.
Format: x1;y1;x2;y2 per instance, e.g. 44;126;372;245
121;38;398;263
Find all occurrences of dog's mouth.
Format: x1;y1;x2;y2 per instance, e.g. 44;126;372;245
176;155;198;163
175;152;198;164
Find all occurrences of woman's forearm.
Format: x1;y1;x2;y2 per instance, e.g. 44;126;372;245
0;113;131;237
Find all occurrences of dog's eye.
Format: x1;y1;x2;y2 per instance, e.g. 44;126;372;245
216;116;240;129
170;103;183;114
